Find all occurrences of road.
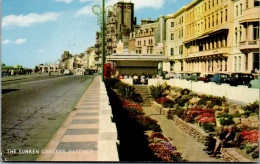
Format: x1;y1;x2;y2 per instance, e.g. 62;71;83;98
1;75;95;161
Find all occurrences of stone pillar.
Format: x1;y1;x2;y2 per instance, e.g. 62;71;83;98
248;23;254;40
242;25;247;41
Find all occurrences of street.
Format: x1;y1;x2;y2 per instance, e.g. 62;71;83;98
1;75;95;161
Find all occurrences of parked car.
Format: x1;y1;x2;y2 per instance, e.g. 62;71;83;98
180;73;191;80
210;73;230;84
189;72;201;81
227;73;254;86
198;73;214;83
165;72;175;79
248;76;259;89
64;69;72;75
84;69;93;75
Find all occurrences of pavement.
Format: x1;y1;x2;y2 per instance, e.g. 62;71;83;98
36;75;119;162
37;76;100;161
143;107;224;162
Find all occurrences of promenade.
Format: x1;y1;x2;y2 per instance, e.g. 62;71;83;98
36;76;119;161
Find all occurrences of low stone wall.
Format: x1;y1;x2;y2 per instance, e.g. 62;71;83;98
220;148;251;162
151;101;173;115
173;115;209;144
148;79;259;105
99;82;119;161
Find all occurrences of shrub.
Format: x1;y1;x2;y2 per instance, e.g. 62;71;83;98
173;87;182;93
122;100;145;116
240;130;259;158
116;82;143;103
181;107;214;123
180;88;191;95
172;95;192;107
136;115;162;132
201;122;216;133
219;113;234;126
156;97;174;108
104;78;120;89
148;132;183;162
198;95;226;108
242;100;259;117
189;91;198;97
149;84;168;100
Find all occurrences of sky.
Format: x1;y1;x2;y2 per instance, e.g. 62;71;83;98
1;0;193;68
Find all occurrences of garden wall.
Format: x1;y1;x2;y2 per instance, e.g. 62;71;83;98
173;115;209;144
148;79;259;105
99;82;119;161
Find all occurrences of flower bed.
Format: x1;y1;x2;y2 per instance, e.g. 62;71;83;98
195;113;216;132
148;132;183;162
240;130;259;159
121;99;145;116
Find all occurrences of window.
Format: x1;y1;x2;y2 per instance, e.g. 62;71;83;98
208;17;210;28
205;2;207;11
205;19;207;30
216;13;218;25
212;15;214;27
216;0;218;5
236;5;238;16
171;22;174;27
253;22;259;40
212;0;214;7
221;11;223;23
238;56;241;72
171;48;174;56
225;9;228;21
240;26;242;41
235;27;238;45
234;56;237;72
246;0;249;8
171;33;174;40
240;4;242;15
253;53;259;71
144;40;146;46
209;0;211;9
179;45;183;55
254;0;260;6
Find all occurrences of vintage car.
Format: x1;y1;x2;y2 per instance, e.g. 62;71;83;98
210;73;230;84
227;73;254;86
198;73;214;83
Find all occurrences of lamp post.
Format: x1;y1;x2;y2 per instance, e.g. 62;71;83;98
92;1;111;82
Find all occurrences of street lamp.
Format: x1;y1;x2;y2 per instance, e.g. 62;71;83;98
92;1;112;82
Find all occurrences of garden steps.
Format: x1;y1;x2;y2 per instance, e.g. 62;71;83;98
134;85;152;107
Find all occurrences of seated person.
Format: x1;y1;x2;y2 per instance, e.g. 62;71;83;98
206;126;236;157
133;74;138;84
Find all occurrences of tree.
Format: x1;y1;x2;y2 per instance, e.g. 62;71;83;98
61;51;72;62
1;63;6;66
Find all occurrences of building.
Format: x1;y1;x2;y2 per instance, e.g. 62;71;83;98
236;0;259;74
107;16;167;76
165;7;185;72
106;1;136;55
183;0;235;74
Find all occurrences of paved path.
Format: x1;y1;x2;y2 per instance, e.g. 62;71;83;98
37;76;100;161
143;107;224;162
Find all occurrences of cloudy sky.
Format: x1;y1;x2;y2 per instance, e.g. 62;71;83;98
2;0;192;68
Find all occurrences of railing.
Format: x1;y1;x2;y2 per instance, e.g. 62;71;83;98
239;40;259;50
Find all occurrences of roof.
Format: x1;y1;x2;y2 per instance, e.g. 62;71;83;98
107;54;168;61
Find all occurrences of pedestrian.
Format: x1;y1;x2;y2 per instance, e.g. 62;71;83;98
140;73;146;85
133;74;138;84
124;74;128;79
